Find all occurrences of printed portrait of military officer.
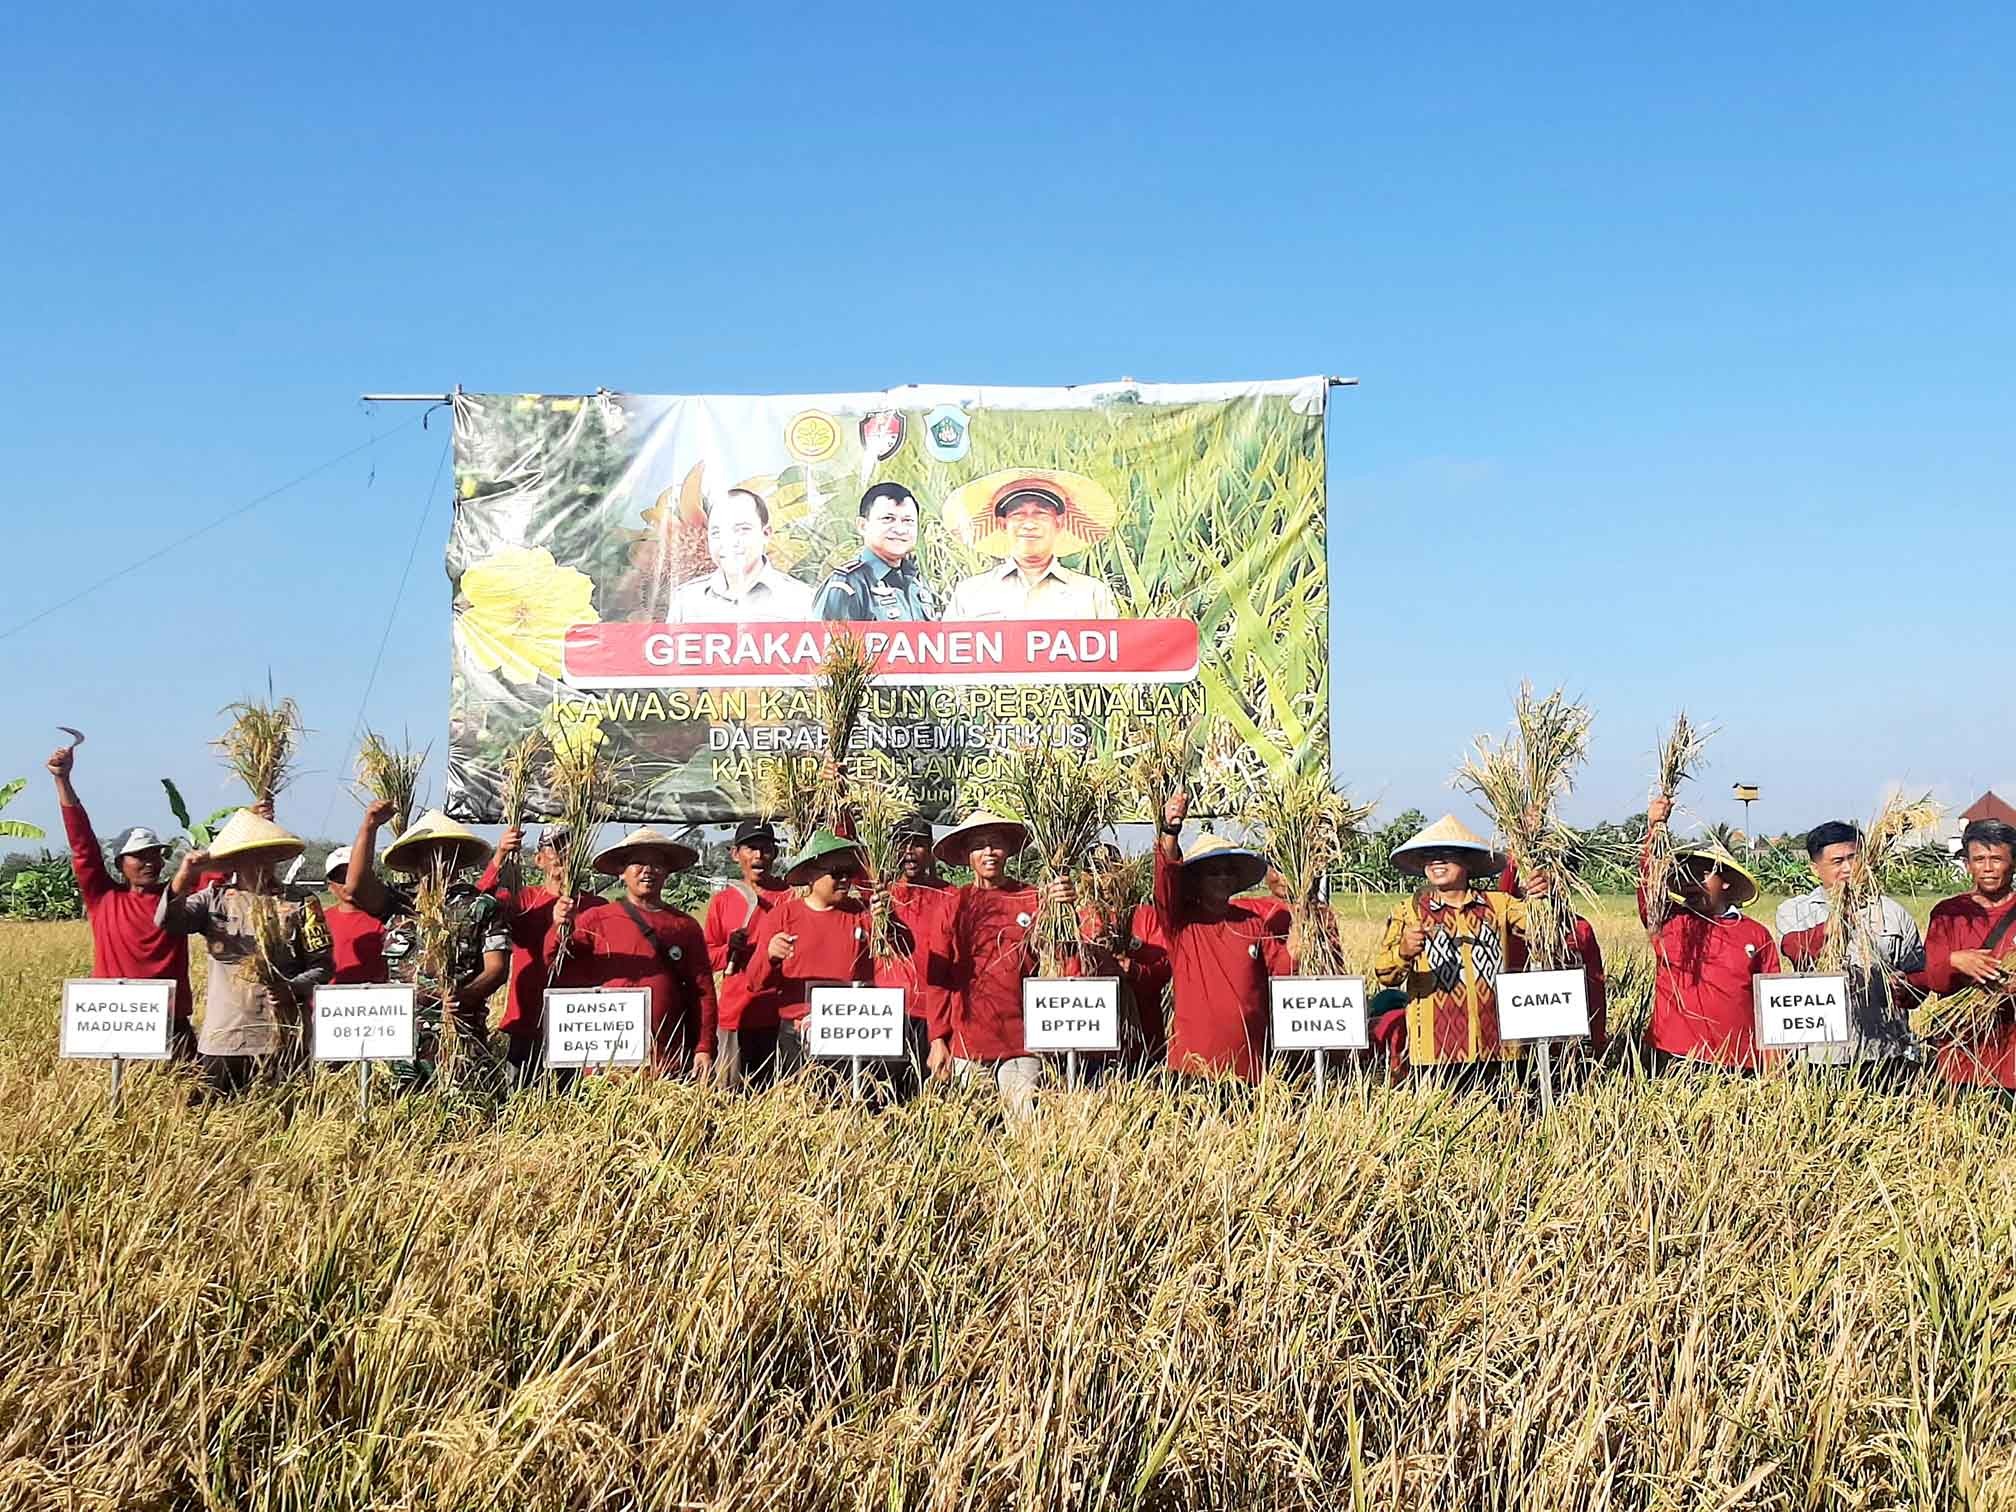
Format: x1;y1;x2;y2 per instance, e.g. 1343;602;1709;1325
811;482;941;622
942;469;1121;620
668;486;815;623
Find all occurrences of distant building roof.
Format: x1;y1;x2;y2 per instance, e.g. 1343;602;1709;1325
1962;791;2016;826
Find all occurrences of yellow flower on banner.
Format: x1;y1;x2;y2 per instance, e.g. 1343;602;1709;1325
456;546;598;683
539;698;606;759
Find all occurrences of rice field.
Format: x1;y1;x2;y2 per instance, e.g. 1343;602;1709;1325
2;898;2013;1511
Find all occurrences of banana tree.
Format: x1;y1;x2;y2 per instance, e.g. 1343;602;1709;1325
161;779;238;849
0;779;46;841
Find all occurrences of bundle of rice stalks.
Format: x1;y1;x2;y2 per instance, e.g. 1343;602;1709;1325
1909;984;2012;1046
753;753;822;855
812;631;878;833
1080;851;1151;952
1244;770;1373;977
409;856;460;1078
216;694;303;805
355;730;428;839
1121;712;1207;826
1643;711;1714;938
545;724;626;979
851;779;917;962
1818;792;1944;979
496;728;547;894
972;737;1127;975
236;891;292;997
1456;684;1596;972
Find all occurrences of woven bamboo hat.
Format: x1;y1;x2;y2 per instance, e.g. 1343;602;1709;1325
782;829;865;887
384;809;494;876
946;469;1118;558
1391;813;1500;876
1181;834;1270;893
1671;839;1760;909
593;825;700;877
933;809;1030;867
207;808;306;867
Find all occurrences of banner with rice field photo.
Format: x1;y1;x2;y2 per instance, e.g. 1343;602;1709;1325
444;378;1330;824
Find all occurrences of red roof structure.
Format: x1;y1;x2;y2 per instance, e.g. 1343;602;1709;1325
1962;791;2016;827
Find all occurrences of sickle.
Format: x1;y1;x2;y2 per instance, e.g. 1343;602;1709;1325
58;726;86;750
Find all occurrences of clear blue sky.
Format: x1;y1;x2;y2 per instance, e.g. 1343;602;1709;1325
3;4;2009;849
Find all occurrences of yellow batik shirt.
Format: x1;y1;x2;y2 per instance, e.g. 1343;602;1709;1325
1372;890;1528;1066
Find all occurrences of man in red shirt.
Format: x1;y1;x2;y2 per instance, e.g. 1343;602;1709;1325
1920;817;2016;1089
321;844;393;986
882;813;956;1096
930;810;1077;1118
705;819;793;1088
551;828;716;1077
480;823;574;1079
1152;793;1293;1083
46;742;194;1059
744;830;877;1079
1641;797;1780;1069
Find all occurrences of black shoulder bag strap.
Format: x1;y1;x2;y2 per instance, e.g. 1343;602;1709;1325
1981;901;2016;957
617;898;697;1029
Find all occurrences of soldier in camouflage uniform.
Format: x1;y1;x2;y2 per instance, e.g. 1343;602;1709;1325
342;800;510;1090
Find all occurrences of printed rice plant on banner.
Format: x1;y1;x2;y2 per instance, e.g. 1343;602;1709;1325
444;379;1329;824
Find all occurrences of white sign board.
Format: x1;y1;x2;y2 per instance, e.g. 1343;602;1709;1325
313;984;417;1063
806;984;907;1059
543;987;651;1068
60;978;172;1060
1754;973;1851;1048
1269;976;1370;1050
1023;977;1121;1052
1497;969;1591;1042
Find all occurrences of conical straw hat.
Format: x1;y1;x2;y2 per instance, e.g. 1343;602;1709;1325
384;808;494;876
1390;813;1500;876
1671;839;1760;909
208;808;306;866
593;825;700;877
933;810;1030;867
781;829;866;887
1181;833;1270;894
945;469;1118;558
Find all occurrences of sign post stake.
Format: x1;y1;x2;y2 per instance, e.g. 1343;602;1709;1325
110;1055;124;1114
1066;1049;1079;1091
1535;1040;1555;1116
358;1058;369;1113
1313;1050;1327;1099
851;1055;863;1102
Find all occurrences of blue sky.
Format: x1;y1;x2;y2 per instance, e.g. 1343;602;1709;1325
3;4;2009;849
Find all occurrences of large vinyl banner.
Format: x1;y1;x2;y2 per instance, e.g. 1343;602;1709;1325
445;377;1328;823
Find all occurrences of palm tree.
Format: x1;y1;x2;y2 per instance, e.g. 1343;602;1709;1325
0;780;46;841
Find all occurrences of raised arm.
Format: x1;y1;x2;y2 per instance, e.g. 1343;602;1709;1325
47;745;114;905
344;799;397;917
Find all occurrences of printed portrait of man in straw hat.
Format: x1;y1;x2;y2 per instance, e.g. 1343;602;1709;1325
942;470;1121;621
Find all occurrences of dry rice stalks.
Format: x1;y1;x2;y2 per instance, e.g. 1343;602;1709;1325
355;730;429;839
496;728;547;895
1122;712;1207;826
545;724;626;979
1080;852;1152;953
1818;792;1943;982
1457;684;1597;973
1643;711;1714;939
812;631;878;834
850;779;917;962
411;856;458;1078
971;737;1127;976
1910;985;2012;1045
216;694;303;805
1243;771;1372;976
752;754;822;856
